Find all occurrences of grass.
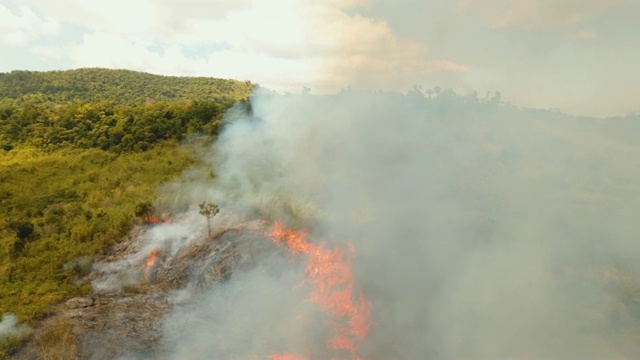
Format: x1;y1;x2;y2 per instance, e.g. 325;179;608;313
0;142;198;323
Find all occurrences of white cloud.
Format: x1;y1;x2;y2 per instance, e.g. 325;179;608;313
30;44;64;58
457;0;624;28
47;0;465;93
60;0;324;89
155;0;252;25
66;31;321;89
0;4;59;46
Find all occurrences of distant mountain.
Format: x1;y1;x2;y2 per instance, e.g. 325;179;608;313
0;68;255;104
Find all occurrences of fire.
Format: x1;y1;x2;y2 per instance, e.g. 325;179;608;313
269;355;306;360
144;250;157;280
267;222;372;360
149;216;172;225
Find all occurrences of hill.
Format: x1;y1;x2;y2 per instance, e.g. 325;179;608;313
0;69;256;153
0;68;255;104
0;68;253;357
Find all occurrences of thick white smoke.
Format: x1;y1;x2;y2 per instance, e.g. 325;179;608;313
160;89;640;359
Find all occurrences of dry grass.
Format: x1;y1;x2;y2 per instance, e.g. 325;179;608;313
36;318;78;360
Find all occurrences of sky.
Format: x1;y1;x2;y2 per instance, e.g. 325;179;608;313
0;0;638;117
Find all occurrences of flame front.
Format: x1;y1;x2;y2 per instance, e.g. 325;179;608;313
267;223;372;360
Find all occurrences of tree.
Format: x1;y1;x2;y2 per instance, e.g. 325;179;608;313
198;201;219;238
134;201;153;223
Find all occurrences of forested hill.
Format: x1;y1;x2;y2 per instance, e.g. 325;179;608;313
0;69;256;153
0;68;255;104
0;69;255;359
0;68;255;356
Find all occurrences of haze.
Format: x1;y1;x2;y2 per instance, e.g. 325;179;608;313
1;0;639;116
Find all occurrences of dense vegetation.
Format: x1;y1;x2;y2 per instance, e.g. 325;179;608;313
0;145;195;316
0;68;253;357
0;68;256;152
0;97;240;152
0;68;254;104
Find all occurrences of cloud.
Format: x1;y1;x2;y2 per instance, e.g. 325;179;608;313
17;0;145;36
3;0;637;116
457;0;624;28
155;0;252;28
41;0;316;87
305;5;468;92
0;4;59;46
66;31;322;89
8;0;465;93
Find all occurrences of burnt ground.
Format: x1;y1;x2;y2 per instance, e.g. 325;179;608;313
14;223;276;360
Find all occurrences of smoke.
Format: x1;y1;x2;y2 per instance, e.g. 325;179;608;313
91;212;204;294
0;313;31;339
159;88;640;359
162;253;325;359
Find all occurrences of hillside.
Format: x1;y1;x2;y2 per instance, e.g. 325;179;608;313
0;69;253;358
0;68;255;104
3;79;640;359
0;69;256;153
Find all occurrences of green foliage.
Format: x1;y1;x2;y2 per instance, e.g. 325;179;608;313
8;221;34;241
134;201;153;223
0;68;255;153
0;98;247;152
0;68;249;353
0;144;195;321
0;68;255;104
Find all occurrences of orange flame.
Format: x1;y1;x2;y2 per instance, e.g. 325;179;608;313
144;250;157;280
266;222;372;360
269;355;306;360
149;216;173;225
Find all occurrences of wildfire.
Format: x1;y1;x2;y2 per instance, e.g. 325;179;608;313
149;216;172;225
144;250;158;281
267;222;372;360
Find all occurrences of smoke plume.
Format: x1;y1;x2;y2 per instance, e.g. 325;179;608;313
158;89;640;359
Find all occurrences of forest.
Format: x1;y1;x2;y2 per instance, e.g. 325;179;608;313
0;68;254;357
0;68;254;104
2;68;640;359
0;68;255;153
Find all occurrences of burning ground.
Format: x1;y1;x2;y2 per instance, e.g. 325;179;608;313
14;216;371;359
13;90;640;359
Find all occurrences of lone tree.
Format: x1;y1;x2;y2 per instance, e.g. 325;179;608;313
198;201;219;238
134;201;153;223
